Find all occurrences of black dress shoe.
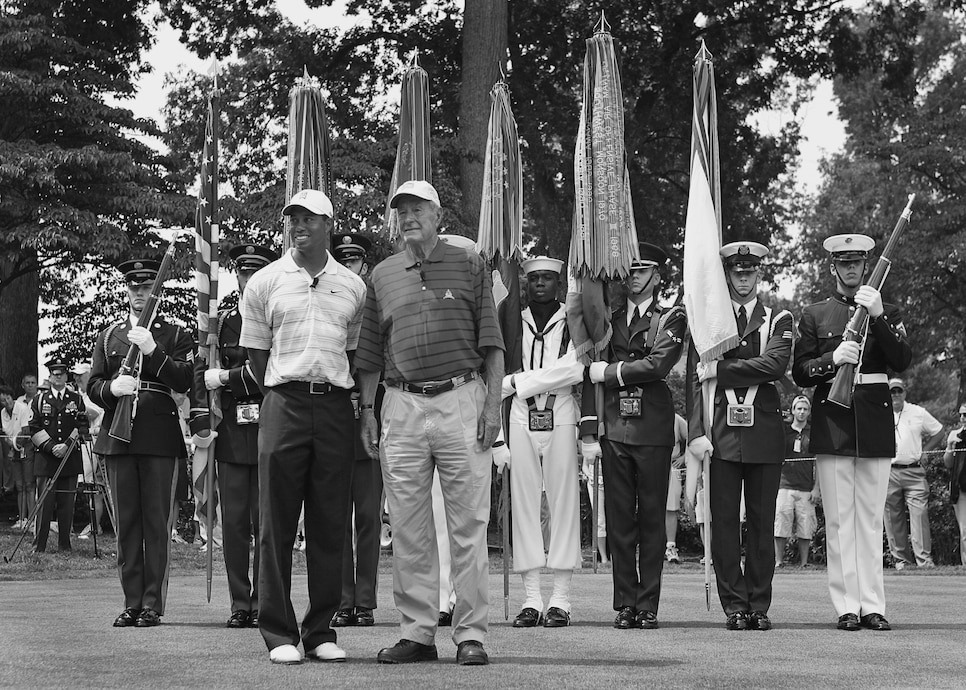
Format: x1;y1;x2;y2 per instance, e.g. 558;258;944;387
748;611;772;631
543;607;570;628
438;610;453;627
355;607;375;626
249;610;259;627
226;610;251;628
135;608;161;627
636;610;659;629
456;640;489;666
331;608;356;627
377;639;439;664
860;613;891;631
512;607;542;628
614;606;639;630
726;611;748;630
113;608;139;627
837;613;860;631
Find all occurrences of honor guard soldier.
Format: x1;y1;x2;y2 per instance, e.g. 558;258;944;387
502;256;584;629
88;259;195;628
190;243;278;629
688;241;793;631
28;357;88;553
582;242;688;631
793;234;911;632
328;232;384;629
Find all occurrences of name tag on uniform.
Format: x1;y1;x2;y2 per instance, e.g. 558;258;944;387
727;403;754;427
618;397;642;418
236;403;260;425
529;409;554;432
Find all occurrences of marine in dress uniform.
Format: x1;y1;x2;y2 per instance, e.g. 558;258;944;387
582;243;687;630
328;233;384;629
502;256;584;629
687;242;793;631
88;259;195;628
792;234;911;632
28;357;88;553
190;243;278;629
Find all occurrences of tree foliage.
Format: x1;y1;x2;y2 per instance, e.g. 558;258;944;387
795;1;966;405
0;0;194;380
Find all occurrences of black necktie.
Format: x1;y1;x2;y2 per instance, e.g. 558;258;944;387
737;305;747;334
630;307;642;330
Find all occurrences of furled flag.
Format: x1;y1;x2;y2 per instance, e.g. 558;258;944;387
385;52;431;238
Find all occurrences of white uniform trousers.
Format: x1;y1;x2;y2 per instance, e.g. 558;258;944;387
508;423;581;573
816;454;892;617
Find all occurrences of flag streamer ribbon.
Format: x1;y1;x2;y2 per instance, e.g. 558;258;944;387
386;53;431;238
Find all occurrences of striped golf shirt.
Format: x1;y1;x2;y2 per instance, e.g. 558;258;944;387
240;249;366;389
355;239;503;383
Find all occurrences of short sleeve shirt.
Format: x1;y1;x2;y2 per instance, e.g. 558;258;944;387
354;239;504;382
239;249;367;389
893;402;943;464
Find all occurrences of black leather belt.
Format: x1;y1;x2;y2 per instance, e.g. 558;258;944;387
394;371;479;396
138;381;172;395
895;461;921;469
281;380;347;395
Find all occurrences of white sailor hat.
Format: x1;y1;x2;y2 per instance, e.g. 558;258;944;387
720;241;769;269
823;234;874;260
521;256;564;275
439;233;477;251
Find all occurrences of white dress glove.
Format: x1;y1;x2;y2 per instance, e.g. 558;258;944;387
588;361;608;384
110;374;137;397
191;431;218;449
128;326;157;356
854;285;884;318
492;443;511;471
204;369;227;390
688;435;713;458
832;340;861;366
696;361;717;383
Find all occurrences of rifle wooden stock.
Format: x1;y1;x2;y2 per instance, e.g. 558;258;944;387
827;194;915;408
108;237;180;443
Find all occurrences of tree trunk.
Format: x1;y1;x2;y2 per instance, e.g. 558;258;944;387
0;250;40;392
459;0;507;234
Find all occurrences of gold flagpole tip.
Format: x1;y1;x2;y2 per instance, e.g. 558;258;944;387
696;40;713;63
303;65;310;79
595;11;611;35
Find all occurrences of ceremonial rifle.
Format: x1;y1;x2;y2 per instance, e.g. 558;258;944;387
108;236;180;443
827;194;915;408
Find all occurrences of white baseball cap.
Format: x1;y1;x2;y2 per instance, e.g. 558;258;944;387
282;189;333;218
390;180;440;209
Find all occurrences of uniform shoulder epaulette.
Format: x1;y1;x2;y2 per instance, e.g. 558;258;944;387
657;304;686;331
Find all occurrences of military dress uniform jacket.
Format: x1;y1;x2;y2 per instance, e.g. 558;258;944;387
189;309;261;465
580;303;687;446
88;317;194;458
27;388;88;477
687;303;793;464
792;294;912;457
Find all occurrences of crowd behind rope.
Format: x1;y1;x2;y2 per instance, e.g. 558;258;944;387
1;184;965;664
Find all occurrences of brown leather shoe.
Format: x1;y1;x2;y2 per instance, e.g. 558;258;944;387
456;640;489;666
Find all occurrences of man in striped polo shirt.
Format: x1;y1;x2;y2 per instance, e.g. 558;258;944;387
356;180;504;667
240;189;367;665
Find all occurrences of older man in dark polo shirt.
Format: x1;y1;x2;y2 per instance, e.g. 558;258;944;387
356;180;504;667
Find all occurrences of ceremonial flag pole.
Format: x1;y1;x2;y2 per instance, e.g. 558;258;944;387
194;59;222;602
385;50;431;238
566;15;639;572
285;67;334;251
682;41;739;611
477;75;524;621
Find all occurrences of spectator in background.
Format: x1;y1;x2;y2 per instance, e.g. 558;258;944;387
774;395;820;568
17;373;39;407
1;384;34;530
664;413;688;564
884;378;944;569
942;402;966;565
72;362;106;539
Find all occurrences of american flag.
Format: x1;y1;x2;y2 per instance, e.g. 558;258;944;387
195;93;220;364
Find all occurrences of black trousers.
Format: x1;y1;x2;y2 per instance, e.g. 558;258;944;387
601;440;672;613
257;385;354;652
106;454;178;614
35;474;77;552
709;459;782;614
218;461;259;614
340;455;383;610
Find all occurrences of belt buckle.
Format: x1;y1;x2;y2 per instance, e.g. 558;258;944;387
309;381;328;395
420;384;434;395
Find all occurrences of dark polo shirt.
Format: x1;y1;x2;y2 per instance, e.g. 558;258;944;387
355;238;503;383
